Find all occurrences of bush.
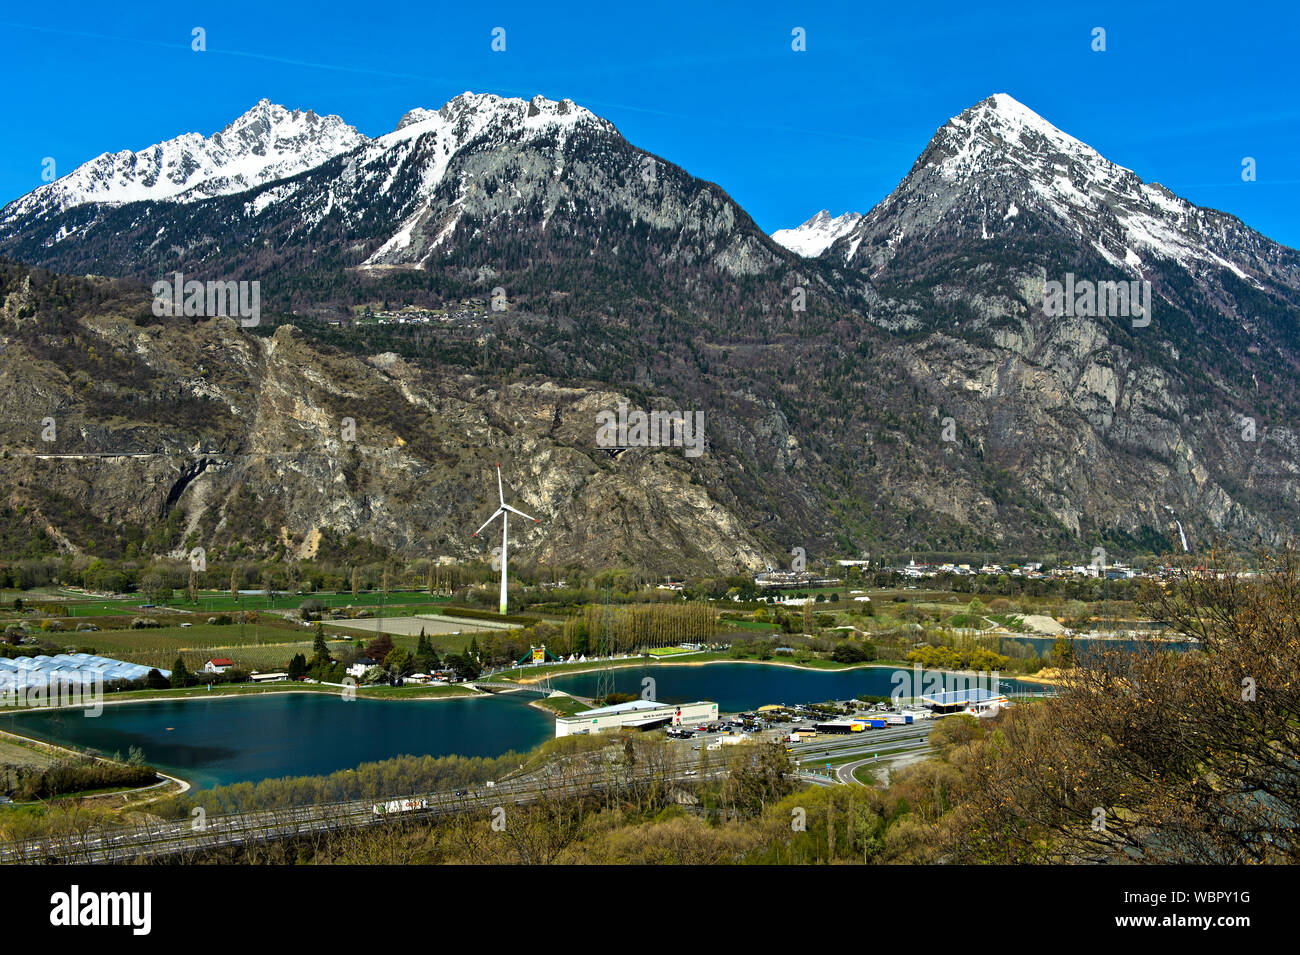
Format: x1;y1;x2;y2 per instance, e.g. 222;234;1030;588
10;759;158;800
832;642;875;664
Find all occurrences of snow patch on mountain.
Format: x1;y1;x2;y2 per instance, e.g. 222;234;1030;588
771;210;863;257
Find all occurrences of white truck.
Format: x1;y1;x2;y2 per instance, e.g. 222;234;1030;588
372;798;428;815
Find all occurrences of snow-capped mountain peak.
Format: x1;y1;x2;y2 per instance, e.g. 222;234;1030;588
943;93;1105;166
381;92;604;147
840;92;1274;282
918;93;1135;197
0;100;365;228
0;92;613;253
353;92;613;268
771;209;863;257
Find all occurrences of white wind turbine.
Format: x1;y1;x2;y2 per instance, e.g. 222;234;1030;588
473;463;539;614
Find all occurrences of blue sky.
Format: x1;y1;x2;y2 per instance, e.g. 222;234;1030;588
3;0;1298;246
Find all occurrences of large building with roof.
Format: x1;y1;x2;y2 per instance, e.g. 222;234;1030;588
555;699;718;737
921;687;1010;716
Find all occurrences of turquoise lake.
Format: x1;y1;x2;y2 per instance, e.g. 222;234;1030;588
6;692;553;789
546;661;1041;712
5;661;1059;788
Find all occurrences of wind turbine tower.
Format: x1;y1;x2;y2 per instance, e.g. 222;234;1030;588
473;463;539;614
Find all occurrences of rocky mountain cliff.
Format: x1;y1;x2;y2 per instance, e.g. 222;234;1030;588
0;263;772;571
815;94;1300;548
1;92;1297;569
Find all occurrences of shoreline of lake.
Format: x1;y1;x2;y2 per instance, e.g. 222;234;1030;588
7;691;553;790
511;655;1041;684
0;725;195;799
0;681;485;717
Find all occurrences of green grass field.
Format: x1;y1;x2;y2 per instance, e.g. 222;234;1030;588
1;588;492;670
32;615;488;670
0;734;61;770
721;619;781;632
9;619;348;672
3;588;455;617
852;765;879;785
530;695;592;717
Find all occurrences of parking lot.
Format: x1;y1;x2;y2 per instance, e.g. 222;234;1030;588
663;700;936;776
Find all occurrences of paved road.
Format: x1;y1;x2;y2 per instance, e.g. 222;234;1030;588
783;721;935;786
833;745;931;784
787;722;933;759
1;761;720;865
4;720;940;862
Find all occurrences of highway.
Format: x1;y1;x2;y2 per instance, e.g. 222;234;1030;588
789;721;933;757
0;760;720;865
3;720;939;863
785;721;935;785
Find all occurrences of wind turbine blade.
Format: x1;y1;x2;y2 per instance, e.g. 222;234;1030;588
497;463;505;506
503;504;538;522
473;508;505;538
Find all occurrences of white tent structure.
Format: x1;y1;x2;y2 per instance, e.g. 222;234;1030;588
0;654;166;691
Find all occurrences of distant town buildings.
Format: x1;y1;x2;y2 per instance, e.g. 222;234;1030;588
756;558;1151;587
353;299;492;328
755;571;842;590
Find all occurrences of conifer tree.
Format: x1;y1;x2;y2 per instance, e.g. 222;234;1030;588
170;655;192;689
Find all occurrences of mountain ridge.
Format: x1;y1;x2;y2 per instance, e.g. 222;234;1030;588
1;92;1297;569
0;100;366;228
